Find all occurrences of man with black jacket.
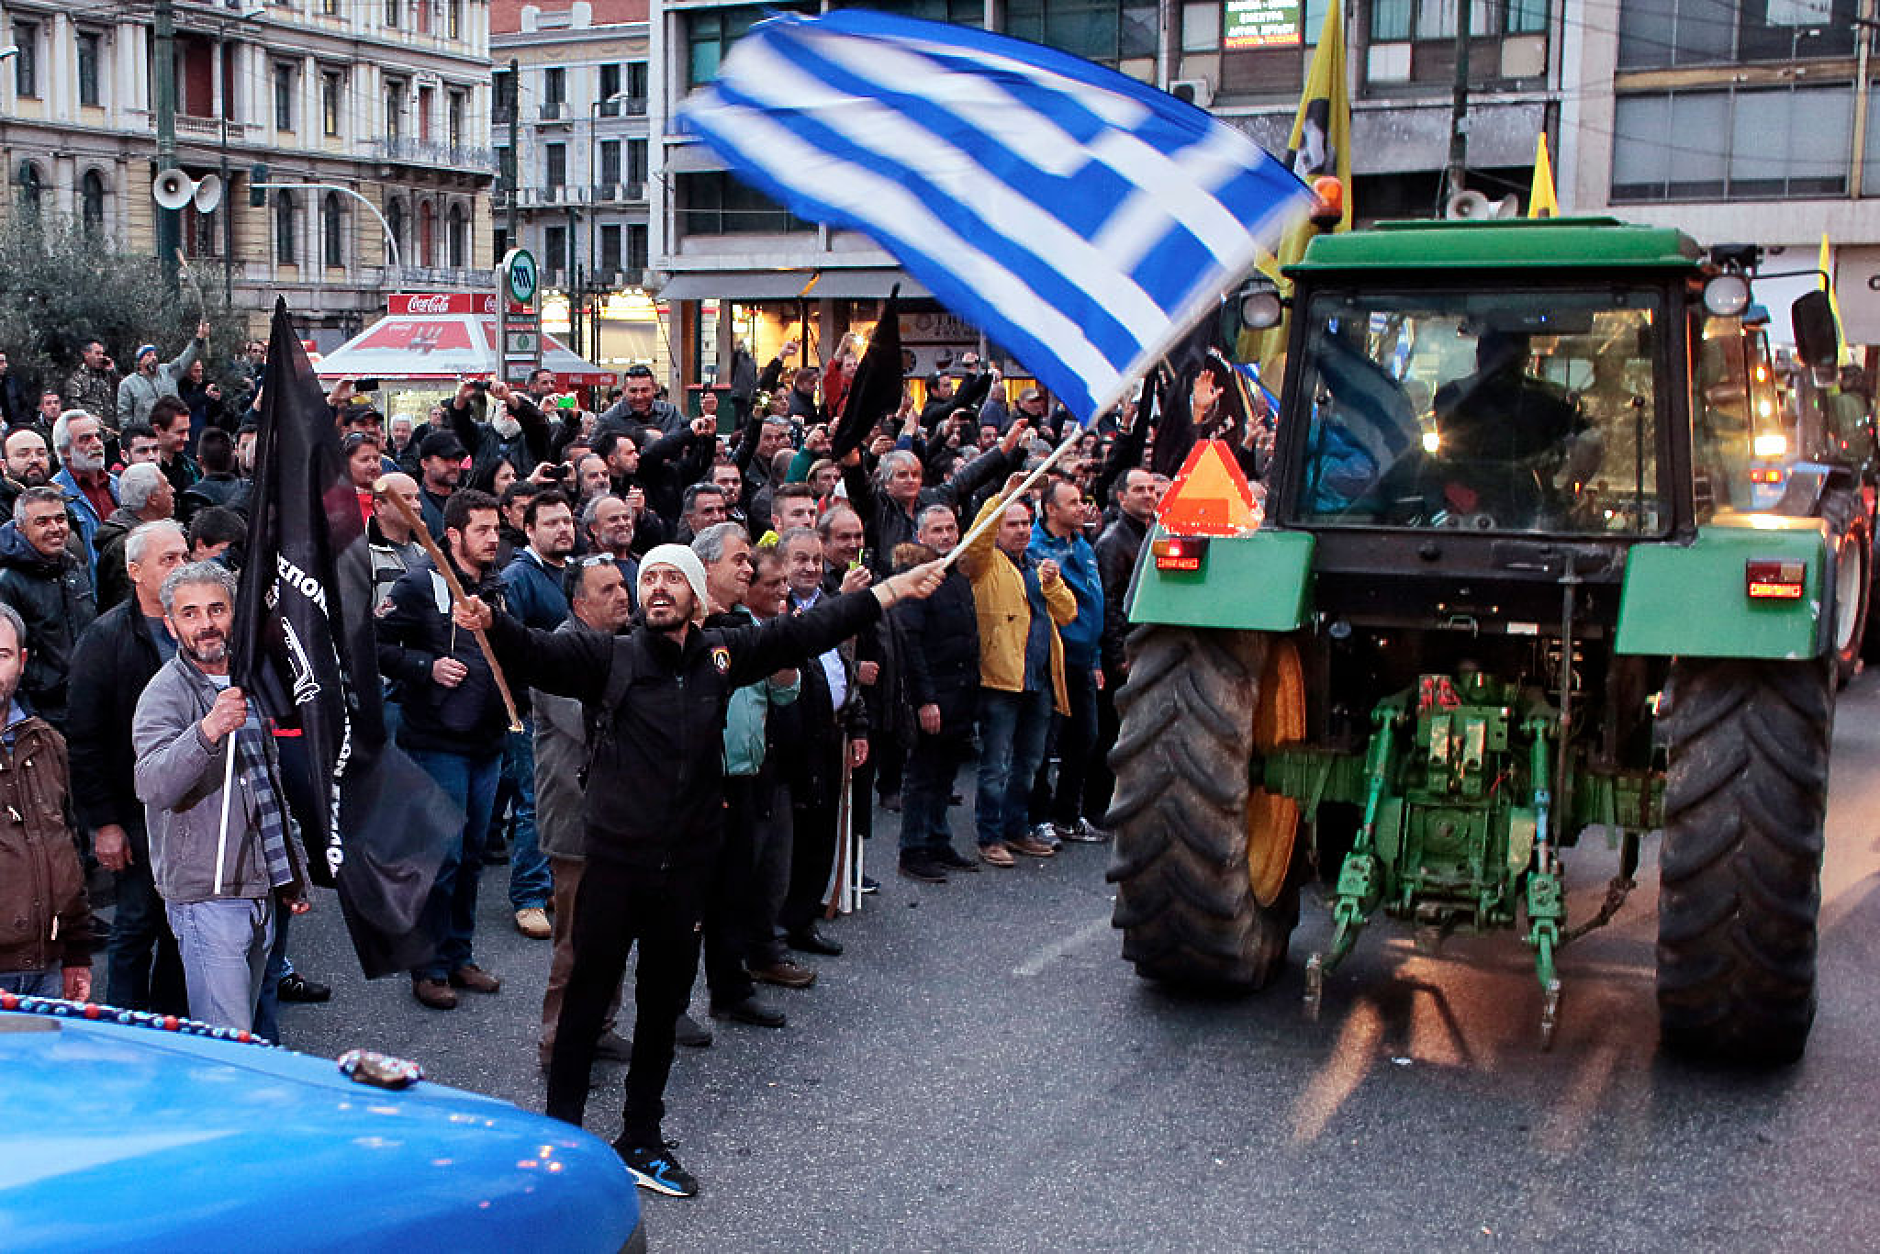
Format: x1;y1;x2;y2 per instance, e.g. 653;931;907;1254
460;540;944;1198
1089;467;1156;819
893;507;983;883
67;519;189;1013
445;378;576;487
377;489;511;1011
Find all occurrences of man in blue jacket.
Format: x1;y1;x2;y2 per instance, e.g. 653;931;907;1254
497;489;577;940
1026;478;1108;846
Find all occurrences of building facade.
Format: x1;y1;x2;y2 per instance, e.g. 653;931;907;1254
1;0;497;347
1563;0;1880;342
492;0;663;375
643;0;1565;391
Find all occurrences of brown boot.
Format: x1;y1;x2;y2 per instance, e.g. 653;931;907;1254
448;964;502;994
412;976;458;1010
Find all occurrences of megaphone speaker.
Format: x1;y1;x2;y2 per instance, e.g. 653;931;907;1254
1445;190;1492;220
152;169;193;211
192;172;223;214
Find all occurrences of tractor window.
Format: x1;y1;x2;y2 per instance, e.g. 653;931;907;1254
1290;289;1666;536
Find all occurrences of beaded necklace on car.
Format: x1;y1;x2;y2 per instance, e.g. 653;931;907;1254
0;992;274;1047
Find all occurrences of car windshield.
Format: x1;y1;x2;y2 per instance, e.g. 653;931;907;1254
1289;288;1665;535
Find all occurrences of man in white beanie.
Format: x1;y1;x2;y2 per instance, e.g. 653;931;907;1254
458;538;945;1199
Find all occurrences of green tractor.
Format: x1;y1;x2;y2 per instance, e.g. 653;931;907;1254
1106;218;1845;1063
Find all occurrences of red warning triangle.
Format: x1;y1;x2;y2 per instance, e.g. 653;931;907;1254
1157;439;1260;537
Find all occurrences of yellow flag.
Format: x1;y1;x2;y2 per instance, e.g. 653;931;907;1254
1528;134;1558;219
1245;0;1350;371
1820;233;1852;363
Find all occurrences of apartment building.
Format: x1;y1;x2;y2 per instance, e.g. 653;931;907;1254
1563;0;1880;341
1;0;497;347
492;0;661;371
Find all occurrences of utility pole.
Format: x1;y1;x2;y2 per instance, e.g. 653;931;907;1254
154;0;182;291
1444;0;1473;207
506;57;520;248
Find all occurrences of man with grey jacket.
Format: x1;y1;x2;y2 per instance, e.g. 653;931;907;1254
133;561;309;1032
117;322;210;428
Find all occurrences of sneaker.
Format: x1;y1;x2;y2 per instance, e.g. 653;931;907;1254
614;1141;699;1198
674;1012;713;1048
980;842;1017;868
747;957;817;989
1058;818;1111;844
859;875;880;895
448;964;502;994
898;853;947;884
411;976;457;1010
1029;822;1064;852
931;846;981;872
1007;833;1057;858
514;906;552;939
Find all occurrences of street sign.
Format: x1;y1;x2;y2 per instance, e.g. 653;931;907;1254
1157;439;1261;536
503;248;539;305
1224;0;1302;48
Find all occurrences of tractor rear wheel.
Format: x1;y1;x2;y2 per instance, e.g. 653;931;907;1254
1104;627;1301;991
1820;489;1869;686
1657;657;1831;1065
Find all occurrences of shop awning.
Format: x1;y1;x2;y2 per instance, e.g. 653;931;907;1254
312;310;616;388
657;268;930;302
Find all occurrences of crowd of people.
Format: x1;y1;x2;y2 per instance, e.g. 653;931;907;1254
0;325;1176;1199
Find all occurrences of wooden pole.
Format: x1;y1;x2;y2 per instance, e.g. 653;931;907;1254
372;478;523;732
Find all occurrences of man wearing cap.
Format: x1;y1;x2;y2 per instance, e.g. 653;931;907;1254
416;429;468;542
117;321;210;429
459;538;947;1199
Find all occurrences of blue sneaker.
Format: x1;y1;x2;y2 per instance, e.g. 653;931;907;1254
615;1140;699;1197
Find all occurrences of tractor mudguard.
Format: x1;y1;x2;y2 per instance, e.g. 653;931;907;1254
1616;518;1829;659
1127;527;1315;632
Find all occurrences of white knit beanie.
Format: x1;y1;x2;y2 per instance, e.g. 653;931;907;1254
638;543;711;624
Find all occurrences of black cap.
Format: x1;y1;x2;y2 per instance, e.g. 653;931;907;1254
418;430;468;461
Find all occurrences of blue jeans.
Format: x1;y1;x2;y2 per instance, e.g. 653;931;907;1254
975;688;1054;848
1031;664;1100;827
0;969;61;997
504;723;551;911
106;827;187;1014
252;908;294;1044
166;896;276;1032
407;747;502;981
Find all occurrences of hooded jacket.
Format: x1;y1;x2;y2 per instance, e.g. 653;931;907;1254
0;522;97;725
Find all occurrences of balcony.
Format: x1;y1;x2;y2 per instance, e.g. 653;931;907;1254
538;101;569;123
372;136;500;174
588;182;648;205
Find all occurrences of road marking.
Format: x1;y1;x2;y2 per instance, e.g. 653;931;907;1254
1013;914;1113;977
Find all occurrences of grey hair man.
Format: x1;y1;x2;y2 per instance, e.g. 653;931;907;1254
93;462;177;614
132;561;309;1032
0;485;97;730
51;409;118;572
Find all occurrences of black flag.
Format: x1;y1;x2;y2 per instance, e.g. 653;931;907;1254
231;299;453;977
830;287;904;460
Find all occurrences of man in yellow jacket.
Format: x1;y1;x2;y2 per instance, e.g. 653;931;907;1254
958;485;1077;868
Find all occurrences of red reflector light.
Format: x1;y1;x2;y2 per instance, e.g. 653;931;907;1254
1749;468;1783;485
1745;559;1806;600
1152;535;1209;572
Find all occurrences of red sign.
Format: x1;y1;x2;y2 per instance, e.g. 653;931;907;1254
1157;439;1261;537
387;292;529;316
356;318;477;353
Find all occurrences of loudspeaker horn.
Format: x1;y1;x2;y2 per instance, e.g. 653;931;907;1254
151;170;222;213
152;169;193;211
1444;190;1492;220
192;172;223;214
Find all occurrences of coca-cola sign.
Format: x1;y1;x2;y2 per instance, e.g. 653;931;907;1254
389;292;496;315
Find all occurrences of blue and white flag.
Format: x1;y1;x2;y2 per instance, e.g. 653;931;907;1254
677;10;1312;425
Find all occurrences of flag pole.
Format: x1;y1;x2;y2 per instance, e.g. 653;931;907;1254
212;728;237;895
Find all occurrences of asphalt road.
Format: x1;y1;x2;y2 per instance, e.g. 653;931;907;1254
277;673;1880;1250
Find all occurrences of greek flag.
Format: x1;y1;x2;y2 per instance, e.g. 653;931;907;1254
677;10;1312;424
